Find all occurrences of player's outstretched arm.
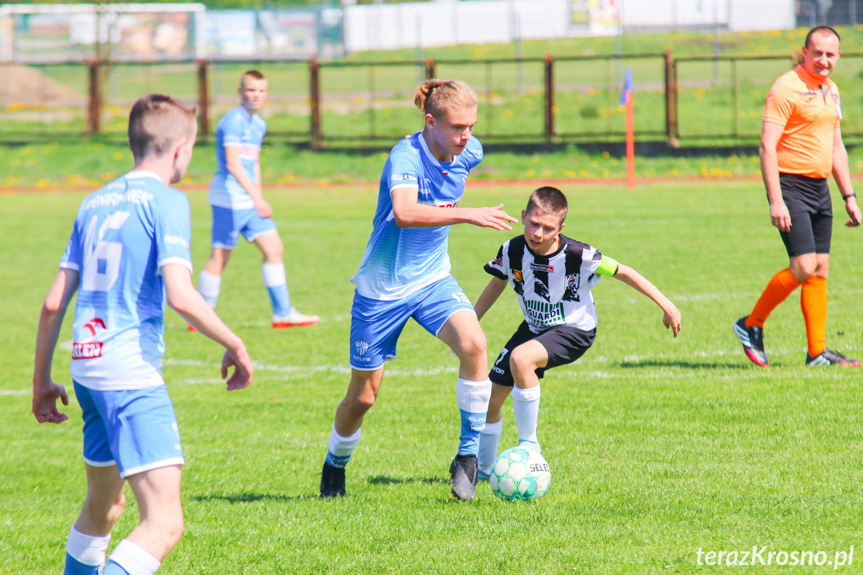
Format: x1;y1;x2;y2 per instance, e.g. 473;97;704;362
391;187;517;230
162;264;253;391
831;126;862;227
32;268;78;424
613;264;682;337
474;277;508;322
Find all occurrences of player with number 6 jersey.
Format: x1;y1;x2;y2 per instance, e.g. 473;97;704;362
32;94;253;575
62;177;194;390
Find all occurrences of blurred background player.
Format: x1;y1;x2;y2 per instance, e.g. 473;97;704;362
319;79;518;501
31;94;253;575
733;26;861;367
196;70;318;329
473;187;681;479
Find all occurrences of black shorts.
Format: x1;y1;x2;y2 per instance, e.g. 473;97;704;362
489;321;596;386
777;173;832;257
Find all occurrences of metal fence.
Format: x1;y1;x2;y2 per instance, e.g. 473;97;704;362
4;51;863;145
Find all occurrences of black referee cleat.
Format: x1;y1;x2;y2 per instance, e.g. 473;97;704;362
806;348;862;366
733;316;769;367
320;462;346;498
449;454;479;501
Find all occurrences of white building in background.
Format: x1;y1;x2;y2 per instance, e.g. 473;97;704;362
342;0;796;53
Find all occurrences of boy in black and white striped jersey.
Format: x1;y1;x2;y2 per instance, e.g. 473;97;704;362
473;186;682;479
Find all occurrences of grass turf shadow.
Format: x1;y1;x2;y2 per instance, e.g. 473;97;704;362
618;359;751;370
367;475;448;486
189;492;314;504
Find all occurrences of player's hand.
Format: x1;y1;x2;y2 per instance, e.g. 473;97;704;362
255;199;273;219
32;381;69;424
471;204;519;231
844;197;861;227
221;344;253;391
769;201;792;232
662;305;682;338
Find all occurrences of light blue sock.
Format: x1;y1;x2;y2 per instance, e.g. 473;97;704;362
64;553;99;575
102;562;131;575
456;378;492;456
262;263;291;316
458;409;486;455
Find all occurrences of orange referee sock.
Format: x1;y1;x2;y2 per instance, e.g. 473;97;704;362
801;276;828;357
746;268;801;328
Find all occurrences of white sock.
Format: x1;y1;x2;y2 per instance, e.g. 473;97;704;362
455;378;492;416
197;270;221;309
477;419;503;476
261;263;287;287
512;384;541;443
106;539;160;575
325;424;362;468
261;263;291;317
66;526;111;567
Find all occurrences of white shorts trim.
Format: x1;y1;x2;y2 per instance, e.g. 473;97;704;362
247;228;279;243
121;457;185;479
83;457;116;468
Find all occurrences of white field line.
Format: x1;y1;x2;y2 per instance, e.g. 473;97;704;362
3;345;857;397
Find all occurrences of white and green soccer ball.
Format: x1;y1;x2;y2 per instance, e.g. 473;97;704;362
489;447;551;501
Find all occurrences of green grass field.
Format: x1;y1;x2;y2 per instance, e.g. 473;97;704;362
3;180;863;574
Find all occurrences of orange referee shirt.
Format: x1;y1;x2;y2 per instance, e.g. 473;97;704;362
763;65;841;179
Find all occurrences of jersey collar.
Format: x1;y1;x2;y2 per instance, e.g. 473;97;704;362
125;170;162;182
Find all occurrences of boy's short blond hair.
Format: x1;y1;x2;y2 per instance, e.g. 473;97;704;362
128;94;196;161
526;186;569;224
414;79;478;119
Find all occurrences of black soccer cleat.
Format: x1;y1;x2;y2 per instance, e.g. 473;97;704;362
805;348;862;367
733;316;769;367
449;454;479;501
320;462;346;498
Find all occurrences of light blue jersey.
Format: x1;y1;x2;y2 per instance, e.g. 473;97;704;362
351;132;483;300
209;106;267;210
60;171;193;391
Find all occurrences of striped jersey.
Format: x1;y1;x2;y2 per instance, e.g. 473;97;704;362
351;131;484;300
60;171;194;391
484;234;606;333
209;106;267;209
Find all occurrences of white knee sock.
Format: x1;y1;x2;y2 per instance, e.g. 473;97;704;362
477;419;503;476
66;525;111;567
512;384;541;443
325;425;362;468
261;263;291;317
104;539;160;575
456;378;492;455
197;270;221;309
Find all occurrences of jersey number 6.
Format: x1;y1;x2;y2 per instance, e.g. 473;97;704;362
82;211;131;293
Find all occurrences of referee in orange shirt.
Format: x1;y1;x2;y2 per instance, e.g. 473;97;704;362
734;25;862;367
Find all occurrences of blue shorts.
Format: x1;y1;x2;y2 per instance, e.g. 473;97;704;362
74;381;185;478
349;275;475;370
211;205;277;249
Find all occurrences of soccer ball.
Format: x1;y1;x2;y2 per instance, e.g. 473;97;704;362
489;447;551;501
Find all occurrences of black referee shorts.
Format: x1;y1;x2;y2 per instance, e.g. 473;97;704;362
777;173;833;257
489;321;595;386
